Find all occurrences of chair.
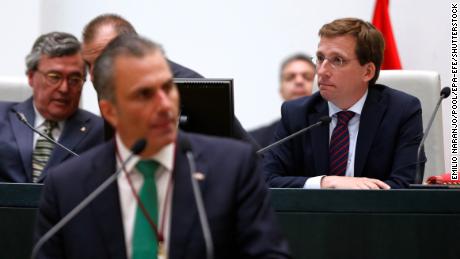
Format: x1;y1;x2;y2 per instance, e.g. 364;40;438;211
376;70;445;180
312;70;445;180
0;75;32;102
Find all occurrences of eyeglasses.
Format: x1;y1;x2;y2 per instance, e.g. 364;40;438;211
36;70;86;88
314;54;357;69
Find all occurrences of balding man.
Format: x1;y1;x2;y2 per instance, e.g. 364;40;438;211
81;13;258;148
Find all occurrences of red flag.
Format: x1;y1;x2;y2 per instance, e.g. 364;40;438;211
372;0;402;69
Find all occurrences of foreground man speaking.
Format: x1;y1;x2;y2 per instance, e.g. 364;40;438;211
34;34;290;259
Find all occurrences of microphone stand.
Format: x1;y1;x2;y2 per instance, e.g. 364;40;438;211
181;137;214;259
414;87;451;184
31;139;146;259
13;110;79;157
257;116;331;155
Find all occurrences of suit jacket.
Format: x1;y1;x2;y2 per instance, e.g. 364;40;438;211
250;120;280;149
35;132;290;259
264;84;425;189
0;97;104;183
168;59;203;78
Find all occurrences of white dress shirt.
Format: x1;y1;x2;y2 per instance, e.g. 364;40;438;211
32;105;64;149
304;90;368;189
116;134;175;259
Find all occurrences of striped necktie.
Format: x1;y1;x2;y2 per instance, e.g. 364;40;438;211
32;120;57;183
329;111;355;176
132;160;159;259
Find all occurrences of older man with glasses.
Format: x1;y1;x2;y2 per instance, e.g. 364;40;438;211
264;18;425;189
0;31;104;183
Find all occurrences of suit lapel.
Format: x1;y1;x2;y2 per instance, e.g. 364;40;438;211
354;87;387;177
85;141;127;259
10;98;35;182
309;100;330;175
41;110;90;180
169;133;200;259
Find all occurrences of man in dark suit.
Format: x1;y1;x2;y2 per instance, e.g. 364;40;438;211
81;13;258;148
250;53;315;148
0;32;104;183
264;18;424;189
35;34;290;258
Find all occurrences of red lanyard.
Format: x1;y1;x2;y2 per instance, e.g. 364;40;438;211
115;139;175;244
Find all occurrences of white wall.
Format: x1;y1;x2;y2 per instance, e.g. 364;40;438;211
1;0;456;171
0;1;40;78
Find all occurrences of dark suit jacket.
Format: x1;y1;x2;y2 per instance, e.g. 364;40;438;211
0;97;104;183
264;84;425;189
250;120;280;149
35;132;290;259
168;59;203;78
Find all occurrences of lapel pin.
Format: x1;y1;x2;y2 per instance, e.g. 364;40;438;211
80;126;86;132
193;172;205;181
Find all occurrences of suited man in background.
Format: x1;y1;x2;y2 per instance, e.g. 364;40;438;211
0;32;104;183
264;18;424;189
81;13;258;148
35;34;290;258
250;53;315;148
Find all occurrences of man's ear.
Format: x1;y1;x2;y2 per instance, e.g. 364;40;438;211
99;99;118;128
363;62;376;83
27;71;35;89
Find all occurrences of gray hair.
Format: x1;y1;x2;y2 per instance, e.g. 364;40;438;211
93;34;162;102
279;53;315;81
25;32;82;74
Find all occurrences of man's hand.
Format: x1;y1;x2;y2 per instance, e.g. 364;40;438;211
321;176;391;189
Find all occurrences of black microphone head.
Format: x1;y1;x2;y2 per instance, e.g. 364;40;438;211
130;139;147;154
179;135;192;153
320;116;332;124
440;87;451;98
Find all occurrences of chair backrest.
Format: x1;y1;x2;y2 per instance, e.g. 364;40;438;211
0;76;32;102
312;70;445;180
377;70;444;179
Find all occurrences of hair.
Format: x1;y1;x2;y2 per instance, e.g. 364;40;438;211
279;53;315;81
93;34;162;102
82;13;137;44
318;17;385;86
25;32;82;74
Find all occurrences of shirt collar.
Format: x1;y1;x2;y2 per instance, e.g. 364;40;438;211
32;103;64;130
328;89;368;117
115;134;175;174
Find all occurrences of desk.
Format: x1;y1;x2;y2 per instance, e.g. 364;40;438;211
1;184;460;259
271;188;460;259
0;183;41;259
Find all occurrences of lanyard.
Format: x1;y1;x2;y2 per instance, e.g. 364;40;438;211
114;139;175;245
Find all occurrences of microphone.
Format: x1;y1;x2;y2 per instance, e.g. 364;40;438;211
31;139;147;259
257;116;332;154
414;87;451;184
180;136;214;259
12;109;79;157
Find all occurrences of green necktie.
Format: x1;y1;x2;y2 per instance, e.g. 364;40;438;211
31;120;57;183
132;160;159;259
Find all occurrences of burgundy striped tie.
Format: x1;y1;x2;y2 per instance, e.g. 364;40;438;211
329;111;355;176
